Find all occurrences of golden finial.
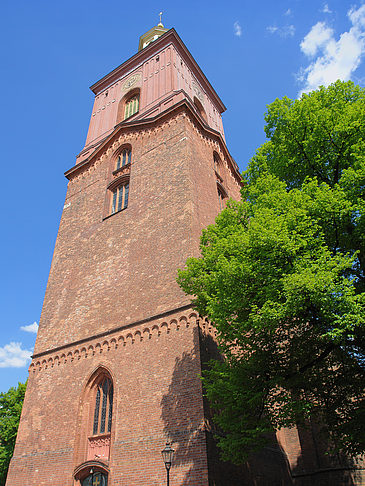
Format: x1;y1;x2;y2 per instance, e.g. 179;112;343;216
158;11;164;27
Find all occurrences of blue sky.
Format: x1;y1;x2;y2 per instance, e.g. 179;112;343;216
1;0;365;393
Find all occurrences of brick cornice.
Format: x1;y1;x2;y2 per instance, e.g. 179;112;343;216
32;303;193;359
30;309;217;374
65;96;242;184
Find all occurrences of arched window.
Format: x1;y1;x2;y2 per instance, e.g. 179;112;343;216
92;376;113;435
124;94;139;119
110;181;129;214
104;147;132;219
193;96;207;122
73;369;114;481
213;152;221;174
217;186;225;210
116;148;131;170
217;182;228;211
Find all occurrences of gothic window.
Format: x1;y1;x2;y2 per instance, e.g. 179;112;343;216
213;152;220;173
124;94;139;119
92;377;113;435
110;182;129;214
104;147;132;219
218;186;226;210
82;471;108;486
213;152;223;178
116;148;131;170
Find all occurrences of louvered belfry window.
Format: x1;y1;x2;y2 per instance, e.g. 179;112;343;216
124;95;139;119
93;377;113;435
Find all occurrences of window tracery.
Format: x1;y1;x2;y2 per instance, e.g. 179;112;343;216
92;377;113;435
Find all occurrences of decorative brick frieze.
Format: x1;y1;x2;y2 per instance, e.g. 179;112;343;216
30;310;201;373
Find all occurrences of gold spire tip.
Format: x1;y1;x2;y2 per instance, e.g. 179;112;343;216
158;11;164;27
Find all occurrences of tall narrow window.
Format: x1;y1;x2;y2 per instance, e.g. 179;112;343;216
193;96;207;122
108;386;113;433
111;182;129;214
213;153;220;173
218;186;225;210
116;148;132;170
93;388;101;435
92;377;113;436
124;95;139;119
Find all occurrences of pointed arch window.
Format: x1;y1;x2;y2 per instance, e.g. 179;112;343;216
213;152;223;180
193;96;207;123
93;377;113;435
217;182;228;211
213;152;220;173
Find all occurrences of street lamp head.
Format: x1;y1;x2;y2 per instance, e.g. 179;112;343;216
161;441;174;470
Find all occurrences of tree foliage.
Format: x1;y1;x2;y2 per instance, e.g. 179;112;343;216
177;81;365;464
0;382;26;485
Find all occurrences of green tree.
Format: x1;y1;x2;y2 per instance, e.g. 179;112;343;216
0;382;26;485
177;80;365;464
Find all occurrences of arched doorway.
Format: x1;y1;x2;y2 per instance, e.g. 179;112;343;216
81;470;108;486
74;461;109;486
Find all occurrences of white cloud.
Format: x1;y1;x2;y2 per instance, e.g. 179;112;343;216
322;4;332;14
234;21;242;37
349;4;365;27
267;24;295;38
298;5;365;95
284;8;292;16
300;22;333;57
284;25;296;37
20;321;39;334
267;25;278;34
0;342;32;368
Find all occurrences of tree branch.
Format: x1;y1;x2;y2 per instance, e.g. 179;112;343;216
284;343;337;380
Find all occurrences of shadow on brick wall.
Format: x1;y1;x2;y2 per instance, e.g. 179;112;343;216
290;423;358;486
161;326;360;485
198;328;294;486
160;327;207;485
160;328;293;485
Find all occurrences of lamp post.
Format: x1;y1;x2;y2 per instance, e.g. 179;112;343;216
161;441;174;486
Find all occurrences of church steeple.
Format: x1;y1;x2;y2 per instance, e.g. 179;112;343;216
6;21;245;486
138;13;168;51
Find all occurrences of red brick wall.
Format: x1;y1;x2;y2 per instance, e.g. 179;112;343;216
7;102;364;485
7;106;242;486
8;311;210;486
33;110;240;355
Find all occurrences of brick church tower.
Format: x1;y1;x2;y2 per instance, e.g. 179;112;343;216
6;23;243;486
7;22;365;486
